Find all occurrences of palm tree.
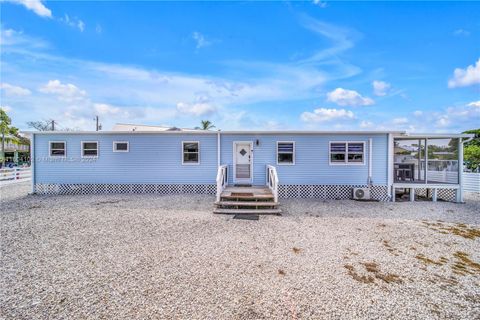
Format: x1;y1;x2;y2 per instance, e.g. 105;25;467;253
0;109;20;167
195;120;215;130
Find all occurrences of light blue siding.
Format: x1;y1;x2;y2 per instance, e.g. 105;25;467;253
221;134;388;186
33;132;388;186
34;134;217;184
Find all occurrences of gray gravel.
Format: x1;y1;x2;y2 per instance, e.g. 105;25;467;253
1;183;479;319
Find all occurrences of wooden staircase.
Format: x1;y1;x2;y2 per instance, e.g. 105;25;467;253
214;186;281;215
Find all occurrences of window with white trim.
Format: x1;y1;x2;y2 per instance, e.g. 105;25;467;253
49;141;66;157
330;142;365;164
113;141;129;152
82;141;98;157
182;141;199;164
277;142;295;164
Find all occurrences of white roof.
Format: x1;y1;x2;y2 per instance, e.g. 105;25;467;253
111;123;203;132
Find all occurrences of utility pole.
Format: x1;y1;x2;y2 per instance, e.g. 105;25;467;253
95;115;99;131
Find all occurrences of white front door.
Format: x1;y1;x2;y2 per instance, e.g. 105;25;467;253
234;142;252;184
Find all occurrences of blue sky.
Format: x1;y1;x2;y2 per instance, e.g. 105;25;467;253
1;1;479;132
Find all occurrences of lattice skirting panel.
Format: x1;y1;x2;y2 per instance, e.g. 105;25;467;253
278;184;390;201
34;183;216;195
414;188;457;202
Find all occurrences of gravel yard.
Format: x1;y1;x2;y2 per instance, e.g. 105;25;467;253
1;183;479;319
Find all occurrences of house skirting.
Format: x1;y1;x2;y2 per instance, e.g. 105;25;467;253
34;183;217;195
279;184;390;201
34;183;392;201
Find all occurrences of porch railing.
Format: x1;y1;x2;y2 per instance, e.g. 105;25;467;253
266;165;279;202
216;165;228;202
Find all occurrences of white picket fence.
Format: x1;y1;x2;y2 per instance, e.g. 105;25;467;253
0;167;32;186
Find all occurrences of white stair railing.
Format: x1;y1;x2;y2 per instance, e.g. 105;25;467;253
216;165;228;202
266;165;279;202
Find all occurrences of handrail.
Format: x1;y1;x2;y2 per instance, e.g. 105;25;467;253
266;165;279;202
216;165;228;202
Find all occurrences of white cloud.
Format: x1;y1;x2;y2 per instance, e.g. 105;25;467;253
176;100;217;116
0;83;31;96
436;116;450;128
78;20;85;32
5;0;52;18
192;32;211;49
95;24;103;34
372;80;391;96
326;88;374;107
60;14;85;32
312;0;328;8
392;117;408;125
1;105;12;112
360;120;374;128
301;108;354;122
413;110;423;117
39;80;87;101
467;101;480;108
448;58;480;88
453;29;470;37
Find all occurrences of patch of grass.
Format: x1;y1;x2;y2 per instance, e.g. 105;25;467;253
362;262;379;273
452;251;480;275
292;247;301;254
361;261;403;284
415;254;445;266
421;221;480;240
344;264;375;284
375;273;403;284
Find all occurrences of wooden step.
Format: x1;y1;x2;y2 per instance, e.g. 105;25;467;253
221;194;274;200
215;201;278;207
213;208;282;215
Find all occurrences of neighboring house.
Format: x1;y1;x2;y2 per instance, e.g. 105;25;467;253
1;135;30;166
25;127;473;203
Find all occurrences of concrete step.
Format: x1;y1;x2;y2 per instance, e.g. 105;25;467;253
213;208;282;215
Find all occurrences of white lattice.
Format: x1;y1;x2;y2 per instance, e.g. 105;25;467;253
35;183;216;195
437;188;457;202
278;185;389;201
411;187;457;202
